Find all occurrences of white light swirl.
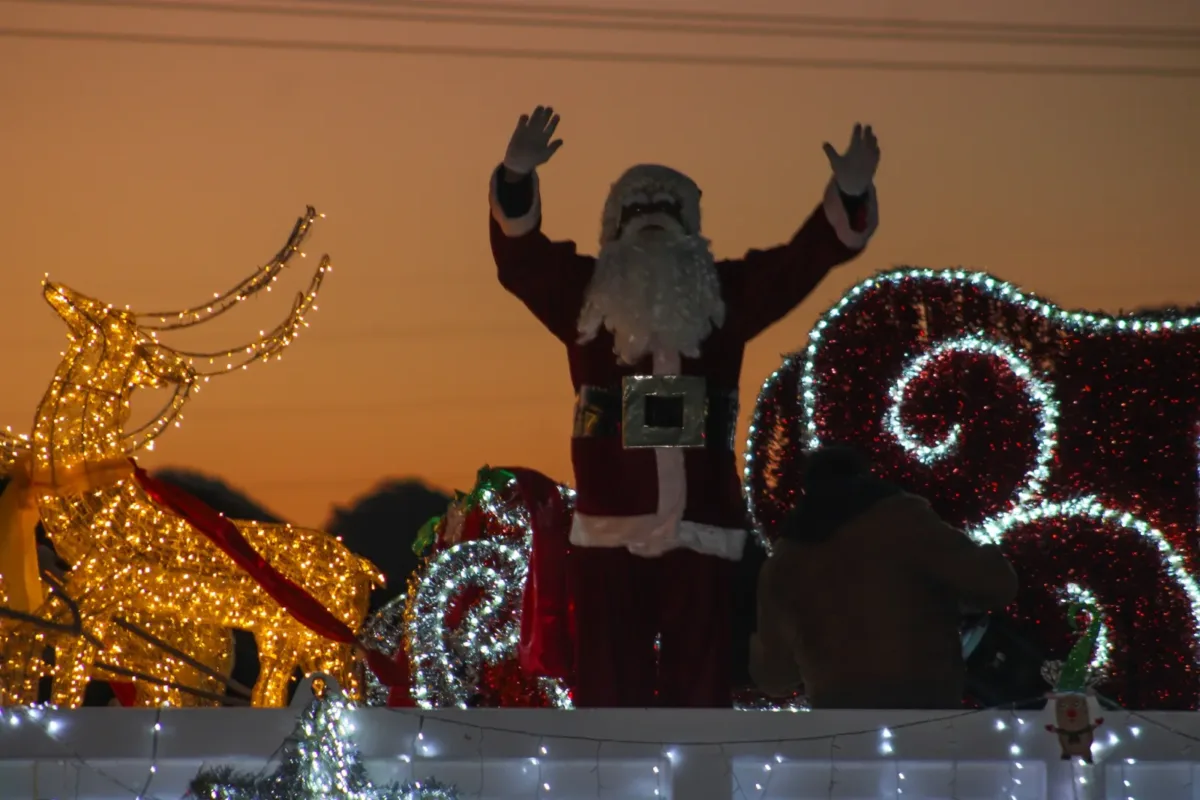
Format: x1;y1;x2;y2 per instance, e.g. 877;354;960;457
1057;582;1112;675
967;496;1200;664
405;482;577;710
798;267;1200;456
408;538;528;709
885;335;1058;505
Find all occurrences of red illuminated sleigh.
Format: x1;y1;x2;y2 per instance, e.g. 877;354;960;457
376;267;1200;710
746;267;1200;710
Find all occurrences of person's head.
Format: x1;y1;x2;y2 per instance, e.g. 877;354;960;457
779;445;898;544
577;164;724;365
802;444;872;492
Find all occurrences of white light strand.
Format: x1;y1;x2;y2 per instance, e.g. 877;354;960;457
883;335;1057;506
0;704;163;799
798;267;1200;454
742;268;1200;688
967;496;1200;663
408;537;527;708
997;710;1025;800
743;267;1200;544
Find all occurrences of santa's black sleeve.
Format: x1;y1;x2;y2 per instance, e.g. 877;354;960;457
488;164;593;343
493;166;536;219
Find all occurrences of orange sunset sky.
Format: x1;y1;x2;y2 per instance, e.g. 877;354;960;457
1;0;1198;528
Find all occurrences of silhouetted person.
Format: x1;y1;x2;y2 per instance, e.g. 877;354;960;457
750;445;1018;709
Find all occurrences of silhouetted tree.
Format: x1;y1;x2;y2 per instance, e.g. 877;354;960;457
153;468;285;523
324;480;450;611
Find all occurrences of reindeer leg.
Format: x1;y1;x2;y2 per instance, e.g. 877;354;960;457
0;625;52;705
252;632;297;708
51;634;99;709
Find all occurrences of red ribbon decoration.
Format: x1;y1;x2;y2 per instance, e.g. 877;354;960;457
130;462;410;690
109;681;137;707
508;467;575;681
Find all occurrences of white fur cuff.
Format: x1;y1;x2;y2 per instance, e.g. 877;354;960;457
489;167;542;238
822;178;879;251
569;512;748;562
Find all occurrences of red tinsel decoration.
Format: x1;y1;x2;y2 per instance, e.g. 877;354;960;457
746;268;1200;709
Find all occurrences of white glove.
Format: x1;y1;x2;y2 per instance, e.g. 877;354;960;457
503;105;563;176
822;123;880;196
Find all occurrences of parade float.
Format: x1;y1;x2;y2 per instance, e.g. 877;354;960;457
4;210;1200;795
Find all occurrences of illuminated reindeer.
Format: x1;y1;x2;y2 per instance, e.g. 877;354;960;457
0;208;382;707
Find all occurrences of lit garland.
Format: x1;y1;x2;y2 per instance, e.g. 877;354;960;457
884;335;1058;506
408;538;531;707
393;469;573;709
744;267;1200;708
969;496;1200;682
189;679;461;799
359;594;407;707
0;208;384;708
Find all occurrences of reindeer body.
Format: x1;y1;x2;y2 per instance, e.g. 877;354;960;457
0;209;381;707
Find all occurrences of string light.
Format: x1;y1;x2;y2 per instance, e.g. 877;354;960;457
9;697;1200;799
0;702;165;797
0;208;383;708
966;497;1200;664
393;470;573;709
883;335;1057;505
744;266;1200;708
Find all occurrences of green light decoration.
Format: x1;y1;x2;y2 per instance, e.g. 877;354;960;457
1043;602;1105;693
188;679;459;799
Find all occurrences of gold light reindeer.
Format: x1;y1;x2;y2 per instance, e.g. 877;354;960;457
0;208;383;707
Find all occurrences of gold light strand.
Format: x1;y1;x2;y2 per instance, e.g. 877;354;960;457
0;208;383;708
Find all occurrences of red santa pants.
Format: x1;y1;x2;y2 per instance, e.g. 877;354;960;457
567;545;734;707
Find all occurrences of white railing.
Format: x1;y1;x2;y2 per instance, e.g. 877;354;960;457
2;699;1199;799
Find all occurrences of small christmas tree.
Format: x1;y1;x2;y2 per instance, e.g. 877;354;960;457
189;677;459;800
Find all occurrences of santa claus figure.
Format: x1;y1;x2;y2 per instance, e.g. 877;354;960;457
488;105;880;707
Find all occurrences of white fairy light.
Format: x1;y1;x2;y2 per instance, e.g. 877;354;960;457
967;496;1200;660
744;267;1200;543
882;335;1057;505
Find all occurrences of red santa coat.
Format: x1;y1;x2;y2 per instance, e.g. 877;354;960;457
489;168;878;561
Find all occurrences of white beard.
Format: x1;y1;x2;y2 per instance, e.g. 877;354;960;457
577;232;725;366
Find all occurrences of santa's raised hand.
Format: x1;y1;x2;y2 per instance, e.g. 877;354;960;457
823;123;880;196
503;105;563;177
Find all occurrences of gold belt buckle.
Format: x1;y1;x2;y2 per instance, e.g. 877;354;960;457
621;375;707;449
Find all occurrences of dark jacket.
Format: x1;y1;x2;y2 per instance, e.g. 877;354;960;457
750;487;1018;708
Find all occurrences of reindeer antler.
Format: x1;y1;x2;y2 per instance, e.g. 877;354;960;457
132;206;330;378
136;206;322;331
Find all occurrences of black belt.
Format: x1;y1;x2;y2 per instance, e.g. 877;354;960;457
572;376;738;450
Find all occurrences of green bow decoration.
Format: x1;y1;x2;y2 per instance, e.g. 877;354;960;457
411;515;441;556
410;467;517;556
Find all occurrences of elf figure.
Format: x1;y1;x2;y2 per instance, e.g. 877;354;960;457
1047;692;1103;762
1044;602;1105;763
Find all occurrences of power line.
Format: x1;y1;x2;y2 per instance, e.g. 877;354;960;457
2;27;1197;77
282;0;1200;41
180;397;566;413
19;0;1200;51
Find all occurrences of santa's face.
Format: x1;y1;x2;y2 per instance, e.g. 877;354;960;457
616;191;689;243
578;169;725;366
